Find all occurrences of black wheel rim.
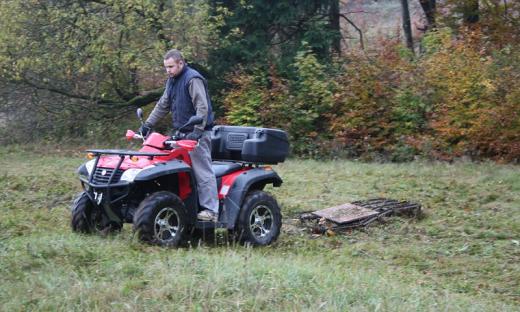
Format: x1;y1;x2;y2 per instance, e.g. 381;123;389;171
154;207;180;243
249;204;273;239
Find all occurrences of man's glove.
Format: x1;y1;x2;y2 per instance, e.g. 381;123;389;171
139;123;152;137
185;128;203;141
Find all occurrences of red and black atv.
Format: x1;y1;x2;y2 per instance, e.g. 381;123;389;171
71;109;289;247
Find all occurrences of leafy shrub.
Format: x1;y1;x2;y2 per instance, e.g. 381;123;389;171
289;45;336;156
221;69;266;127
328;40;427;161
420;28;520;161
222;47;335;157
221;64;291;128
218;24;520;162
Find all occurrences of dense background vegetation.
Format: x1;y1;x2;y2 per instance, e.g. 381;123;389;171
1;0;519;162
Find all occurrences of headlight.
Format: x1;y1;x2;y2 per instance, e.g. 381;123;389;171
85;159;96;175
120;168;143;182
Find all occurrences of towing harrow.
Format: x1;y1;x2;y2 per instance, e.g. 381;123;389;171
299;198;421;234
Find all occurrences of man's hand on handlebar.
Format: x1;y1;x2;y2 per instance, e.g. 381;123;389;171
185;128;203;141
139;123;152;137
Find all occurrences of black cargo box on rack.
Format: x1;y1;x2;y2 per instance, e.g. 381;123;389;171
211;125;289;164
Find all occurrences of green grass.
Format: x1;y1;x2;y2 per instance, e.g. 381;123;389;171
1;147;519;311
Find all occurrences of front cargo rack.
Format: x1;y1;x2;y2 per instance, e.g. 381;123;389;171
82;149;172;205
86;149;169;157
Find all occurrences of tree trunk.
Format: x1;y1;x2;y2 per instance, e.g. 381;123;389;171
329;0;341;54
419;0;436;30
463;0;480;24
401;0;414;54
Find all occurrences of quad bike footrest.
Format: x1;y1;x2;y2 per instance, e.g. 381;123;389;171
195;221;228;229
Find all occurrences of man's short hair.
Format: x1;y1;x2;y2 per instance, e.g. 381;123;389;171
163;49;184;62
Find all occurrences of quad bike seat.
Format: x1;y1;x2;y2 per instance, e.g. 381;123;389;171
211;161;242;178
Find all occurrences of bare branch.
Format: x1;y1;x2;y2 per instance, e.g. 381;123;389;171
340;10;368;14
338;13;364;50
18;76;162;108
20;76;96;102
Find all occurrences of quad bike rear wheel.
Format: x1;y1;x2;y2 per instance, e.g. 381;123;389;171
237;190;281;246
133;191;187;247
71;191;121;234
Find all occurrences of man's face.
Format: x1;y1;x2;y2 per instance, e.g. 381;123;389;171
164;57;184;77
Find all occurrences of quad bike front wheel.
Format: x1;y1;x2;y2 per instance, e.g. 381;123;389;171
237;190;282;246
133;191;187;247
71;191;121;234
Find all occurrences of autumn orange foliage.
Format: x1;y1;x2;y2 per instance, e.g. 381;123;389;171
222;27;520;162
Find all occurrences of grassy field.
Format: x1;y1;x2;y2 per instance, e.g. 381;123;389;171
1;146;519;311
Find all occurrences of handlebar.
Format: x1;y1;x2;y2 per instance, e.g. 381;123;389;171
126;129;143;141
163;140;177;147
125;129;198;151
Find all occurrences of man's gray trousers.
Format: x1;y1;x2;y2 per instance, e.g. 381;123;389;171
189;131;219;213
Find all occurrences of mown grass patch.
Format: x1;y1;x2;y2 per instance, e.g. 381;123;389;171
1;148;519;311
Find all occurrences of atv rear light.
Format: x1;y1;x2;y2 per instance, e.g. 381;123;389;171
130;156;139;162
87;152;95;160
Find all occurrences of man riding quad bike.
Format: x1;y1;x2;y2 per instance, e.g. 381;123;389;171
71;110;289;247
